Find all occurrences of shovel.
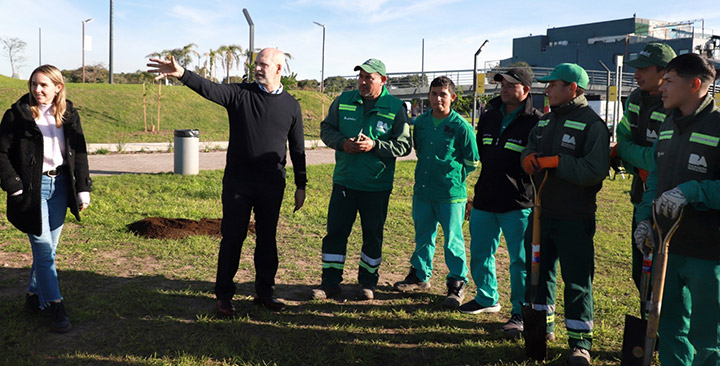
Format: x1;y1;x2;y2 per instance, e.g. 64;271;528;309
620;203;685;366
523;170;549;361
620;238;653;365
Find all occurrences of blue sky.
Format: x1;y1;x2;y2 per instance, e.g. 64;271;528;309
1;0;719;81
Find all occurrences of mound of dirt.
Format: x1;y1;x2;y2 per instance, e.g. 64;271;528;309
127;217;254;239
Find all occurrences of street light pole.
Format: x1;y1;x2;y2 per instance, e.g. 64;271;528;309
109;0;114;84
471;40;489;128
243;8;254;82
313;21;325;93
82;18;93;83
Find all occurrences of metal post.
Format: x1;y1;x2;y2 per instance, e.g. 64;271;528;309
109;0;114;84
243;8;254;82
598;60;611;124
82;18;93;83
613;55;624;143
38;28;41;65
314;21;325;93
471;40;489;128
421;38;425;114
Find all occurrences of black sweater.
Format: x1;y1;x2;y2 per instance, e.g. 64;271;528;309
180;71;307;187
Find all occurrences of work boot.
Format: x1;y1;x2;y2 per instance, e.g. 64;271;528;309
311;284;341;300
49;301;72;333
443;279;465;308
458;299;501;314
394;267;431;292
501;313;524;338
568;347;591;366
358;285;375;300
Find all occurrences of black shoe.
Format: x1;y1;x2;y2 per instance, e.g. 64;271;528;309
443;279;466;308
458;299;501;314
253;296;286;312
501;313;524;338
311;284;341;300
25;293;41;314
216;298;237;317
393;267;431;292
49;301;72;333
358;285;375;300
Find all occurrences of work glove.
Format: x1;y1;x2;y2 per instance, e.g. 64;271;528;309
637;168;649;183
634;220;654;256
537;155;559;170
609;144;619;160
655;187;687;220
522;152;541;174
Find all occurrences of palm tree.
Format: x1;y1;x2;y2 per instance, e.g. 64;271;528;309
216;44;243;84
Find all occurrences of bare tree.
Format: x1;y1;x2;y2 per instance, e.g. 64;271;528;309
1;37;26;78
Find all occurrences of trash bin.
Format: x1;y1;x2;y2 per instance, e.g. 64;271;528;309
174;129;199;175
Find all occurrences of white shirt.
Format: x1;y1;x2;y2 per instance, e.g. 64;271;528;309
36;104;66;172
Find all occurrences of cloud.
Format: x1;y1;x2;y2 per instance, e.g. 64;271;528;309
169;5;221;26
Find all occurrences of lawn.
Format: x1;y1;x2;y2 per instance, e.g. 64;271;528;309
0;162;638;365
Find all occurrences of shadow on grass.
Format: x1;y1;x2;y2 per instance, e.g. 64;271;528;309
1;267;621;365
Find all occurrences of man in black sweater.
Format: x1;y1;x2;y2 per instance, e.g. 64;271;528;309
148;48;307;313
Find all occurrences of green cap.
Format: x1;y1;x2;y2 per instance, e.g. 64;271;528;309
626;43;677;68
537;63;589;89
354;58;386;76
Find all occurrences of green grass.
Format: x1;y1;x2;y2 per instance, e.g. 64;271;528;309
0;162;638;365
0;75;333;144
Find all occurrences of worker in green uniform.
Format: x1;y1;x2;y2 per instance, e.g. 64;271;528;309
633;53;720;366
615;43;677;294
520;63;609;366
312;58;412;301
393;76;479;308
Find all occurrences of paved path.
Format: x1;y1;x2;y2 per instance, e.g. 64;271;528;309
88;147;417;176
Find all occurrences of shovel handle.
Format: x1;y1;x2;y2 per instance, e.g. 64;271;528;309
642;205;685;366
529;171;549;287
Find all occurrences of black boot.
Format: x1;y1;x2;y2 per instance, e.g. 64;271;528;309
49;301;72;333
25;293;41;314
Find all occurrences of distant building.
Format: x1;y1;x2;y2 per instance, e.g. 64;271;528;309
501;16;720;72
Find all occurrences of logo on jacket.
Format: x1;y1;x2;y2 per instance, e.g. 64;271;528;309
561;134;576;150
376;121;389;133
646;129;658;142
688;153;708;173
343;116;356;121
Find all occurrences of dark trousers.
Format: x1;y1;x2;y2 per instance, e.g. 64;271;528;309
525;213;596;350
215;178;285;300
321;184;391;287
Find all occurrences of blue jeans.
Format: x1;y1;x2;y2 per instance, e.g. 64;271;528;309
469;207;530;314
27;174;69;307
410;196;468;283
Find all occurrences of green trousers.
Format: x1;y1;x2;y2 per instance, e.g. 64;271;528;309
658;254;720;366
409;196;468;283
320;184;391;287
525;214;595;350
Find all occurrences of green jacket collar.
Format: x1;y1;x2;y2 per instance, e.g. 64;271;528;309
348;86;392;110
672;93;716;127
551;95;588;116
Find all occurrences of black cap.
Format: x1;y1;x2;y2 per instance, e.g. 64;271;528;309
493;67;533;87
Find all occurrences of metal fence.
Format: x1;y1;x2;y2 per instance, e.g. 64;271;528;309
341;66;639;91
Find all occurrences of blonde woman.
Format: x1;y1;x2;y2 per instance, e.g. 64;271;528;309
0;64;91;333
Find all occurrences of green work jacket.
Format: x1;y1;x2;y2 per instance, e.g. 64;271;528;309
320;86;411;191
413;109;479;202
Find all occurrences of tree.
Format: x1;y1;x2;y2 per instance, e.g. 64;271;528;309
216;44;243;84
145;43;198;69
297;79;319;90
324;76;355;94
1;37;26;78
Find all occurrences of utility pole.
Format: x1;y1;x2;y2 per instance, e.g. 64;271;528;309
109;0;114;83
313;21;326;93
598;60;611;125
82;18;93;83
471;40;489;127
38;28;41;65
243;8;254;82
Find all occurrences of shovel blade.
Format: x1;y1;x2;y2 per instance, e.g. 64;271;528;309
621;314;647;366
523;305;548;361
